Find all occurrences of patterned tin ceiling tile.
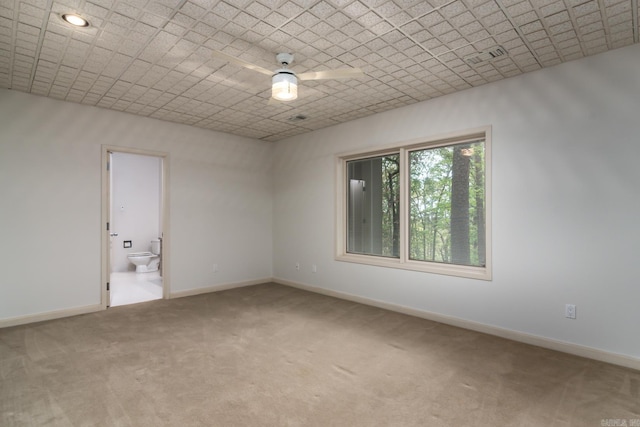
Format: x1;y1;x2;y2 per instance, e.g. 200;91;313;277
0;0;637;141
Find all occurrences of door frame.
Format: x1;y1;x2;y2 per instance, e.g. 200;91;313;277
101;145;170;308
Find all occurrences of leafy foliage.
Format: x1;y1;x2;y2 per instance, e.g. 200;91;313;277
409;141;485;266
346;140;485;267
381;156;400;257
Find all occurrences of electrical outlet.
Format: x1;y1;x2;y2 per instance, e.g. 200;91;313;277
565;304;576;319
295;262;300;271
312;264;317;273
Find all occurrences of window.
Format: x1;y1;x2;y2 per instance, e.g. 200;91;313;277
347;154;400;258
336;128;491;280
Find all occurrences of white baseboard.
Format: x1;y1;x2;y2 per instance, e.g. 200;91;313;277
274;277;640;371
169;277;270;299
0;304;104;328
0;278;269;328
5;278;638;371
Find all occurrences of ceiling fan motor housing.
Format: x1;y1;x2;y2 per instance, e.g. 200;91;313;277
276;52;294;66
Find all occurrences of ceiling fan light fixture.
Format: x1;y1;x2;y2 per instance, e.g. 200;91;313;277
272;72;297;101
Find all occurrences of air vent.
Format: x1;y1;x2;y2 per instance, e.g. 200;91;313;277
288;114;307;122
464;46;508;65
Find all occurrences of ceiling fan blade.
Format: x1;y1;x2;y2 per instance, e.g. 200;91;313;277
211;50;273;76
297;68;364;81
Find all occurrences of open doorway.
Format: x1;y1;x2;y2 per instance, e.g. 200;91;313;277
101;146;169;308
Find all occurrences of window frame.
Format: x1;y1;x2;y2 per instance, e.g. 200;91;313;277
335;127;492;281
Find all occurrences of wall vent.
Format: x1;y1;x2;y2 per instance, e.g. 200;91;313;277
464;46;508;65
288;114;307;122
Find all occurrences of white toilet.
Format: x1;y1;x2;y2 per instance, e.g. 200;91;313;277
127;239;161;273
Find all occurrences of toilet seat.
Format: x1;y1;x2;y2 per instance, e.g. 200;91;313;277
128;252;156;258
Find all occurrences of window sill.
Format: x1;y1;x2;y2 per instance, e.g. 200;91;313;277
336;253;491;281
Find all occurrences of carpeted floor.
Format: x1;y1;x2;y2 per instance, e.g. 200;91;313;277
1;283;638;426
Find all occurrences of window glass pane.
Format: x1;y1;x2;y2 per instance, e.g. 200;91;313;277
347;154;400;258
409;140;485;267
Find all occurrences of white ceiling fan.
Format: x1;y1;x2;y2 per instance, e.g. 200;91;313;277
212;51;364;102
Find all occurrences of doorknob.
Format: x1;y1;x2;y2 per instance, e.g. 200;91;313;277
110;233;119;237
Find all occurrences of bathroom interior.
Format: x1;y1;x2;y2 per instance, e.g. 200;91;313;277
109;151;163;307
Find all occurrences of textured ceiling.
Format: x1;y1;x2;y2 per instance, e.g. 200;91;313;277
1;0;638;142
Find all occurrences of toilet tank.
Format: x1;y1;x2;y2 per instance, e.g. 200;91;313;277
151;239;161;255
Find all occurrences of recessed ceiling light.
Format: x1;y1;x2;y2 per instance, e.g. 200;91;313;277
61;14;90;28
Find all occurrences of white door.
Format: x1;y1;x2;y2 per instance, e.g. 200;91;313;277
104;150;113;307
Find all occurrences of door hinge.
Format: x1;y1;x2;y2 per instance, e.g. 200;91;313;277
106;282;110;291
106;222;110;231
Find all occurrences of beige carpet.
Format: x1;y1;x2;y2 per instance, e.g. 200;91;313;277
1;283;638;426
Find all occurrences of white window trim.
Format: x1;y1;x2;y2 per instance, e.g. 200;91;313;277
335;126;492;281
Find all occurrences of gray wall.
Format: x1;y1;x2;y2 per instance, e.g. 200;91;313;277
272;43;640;361
0;91;273;320
1;42;639;363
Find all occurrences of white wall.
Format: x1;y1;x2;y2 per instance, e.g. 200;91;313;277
272;43;640;361
0;90;273;321
111;152;161;272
